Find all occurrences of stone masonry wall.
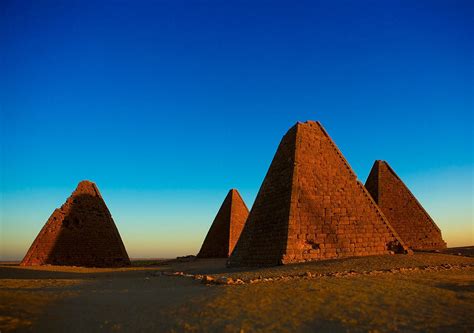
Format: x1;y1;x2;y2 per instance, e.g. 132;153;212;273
21;180;131;267
198;189;249;258
282;121;408;263
228;126;297;266
365;160;446;250
229;121;409;267
228;190;250;255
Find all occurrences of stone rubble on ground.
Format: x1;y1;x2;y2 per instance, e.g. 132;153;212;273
158;262;474;285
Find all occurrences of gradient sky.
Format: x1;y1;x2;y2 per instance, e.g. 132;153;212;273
1;0;472;260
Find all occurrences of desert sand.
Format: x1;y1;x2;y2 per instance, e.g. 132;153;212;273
1;249;473;332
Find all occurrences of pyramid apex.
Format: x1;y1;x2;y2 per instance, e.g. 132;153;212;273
293;120;321;127
288;120;325;136
295;120;329;134
78;180;95;186
370;160;389;173
229;188;240;195
371;160;399;179
73;180;101;197
228;188;245;203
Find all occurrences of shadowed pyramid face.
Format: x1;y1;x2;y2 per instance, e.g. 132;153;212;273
21;180;131;267
228;121;409;267
365;161;447;250
197;189;249;258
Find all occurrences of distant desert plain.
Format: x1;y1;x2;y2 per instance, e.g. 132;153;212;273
1;248;473;332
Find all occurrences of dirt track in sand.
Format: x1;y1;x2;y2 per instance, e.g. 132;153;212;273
1;251;474;332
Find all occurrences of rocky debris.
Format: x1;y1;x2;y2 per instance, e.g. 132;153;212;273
176;255;196;262
201;275;215;284
216;277;235;285
197;276;244;285
161;271;193;278
162;262;474;286
303;271;314;278
234;279;245;285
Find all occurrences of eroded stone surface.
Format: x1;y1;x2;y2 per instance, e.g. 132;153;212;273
197;189;249;258
228;121;409;267
365;160;446;250
21;180;131;267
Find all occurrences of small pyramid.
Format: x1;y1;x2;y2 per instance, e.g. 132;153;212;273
365;160;447;250
197;189;249;258
228;121;409;267
21;180;131;267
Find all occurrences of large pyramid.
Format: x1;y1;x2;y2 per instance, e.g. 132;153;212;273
228;121;410;267
197;189;249;258
21;180;131;267
365;160;446;250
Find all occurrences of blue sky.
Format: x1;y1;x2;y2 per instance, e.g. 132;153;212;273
1;0;472;260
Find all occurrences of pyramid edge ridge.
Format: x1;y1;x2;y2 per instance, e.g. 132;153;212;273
379;161;443;235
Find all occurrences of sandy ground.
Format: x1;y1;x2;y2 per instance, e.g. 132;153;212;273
1;250;473;332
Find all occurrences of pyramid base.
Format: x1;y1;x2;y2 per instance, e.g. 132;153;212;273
281;250;413;265
410;243;447;251
20;258;131;268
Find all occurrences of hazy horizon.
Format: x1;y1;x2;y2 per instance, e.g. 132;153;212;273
1;142;473;261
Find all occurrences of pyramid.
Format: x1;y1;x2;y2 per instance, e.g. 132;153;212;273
197;189;249;258
228;121;410;267
21;180;131;267
365;160;446;250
